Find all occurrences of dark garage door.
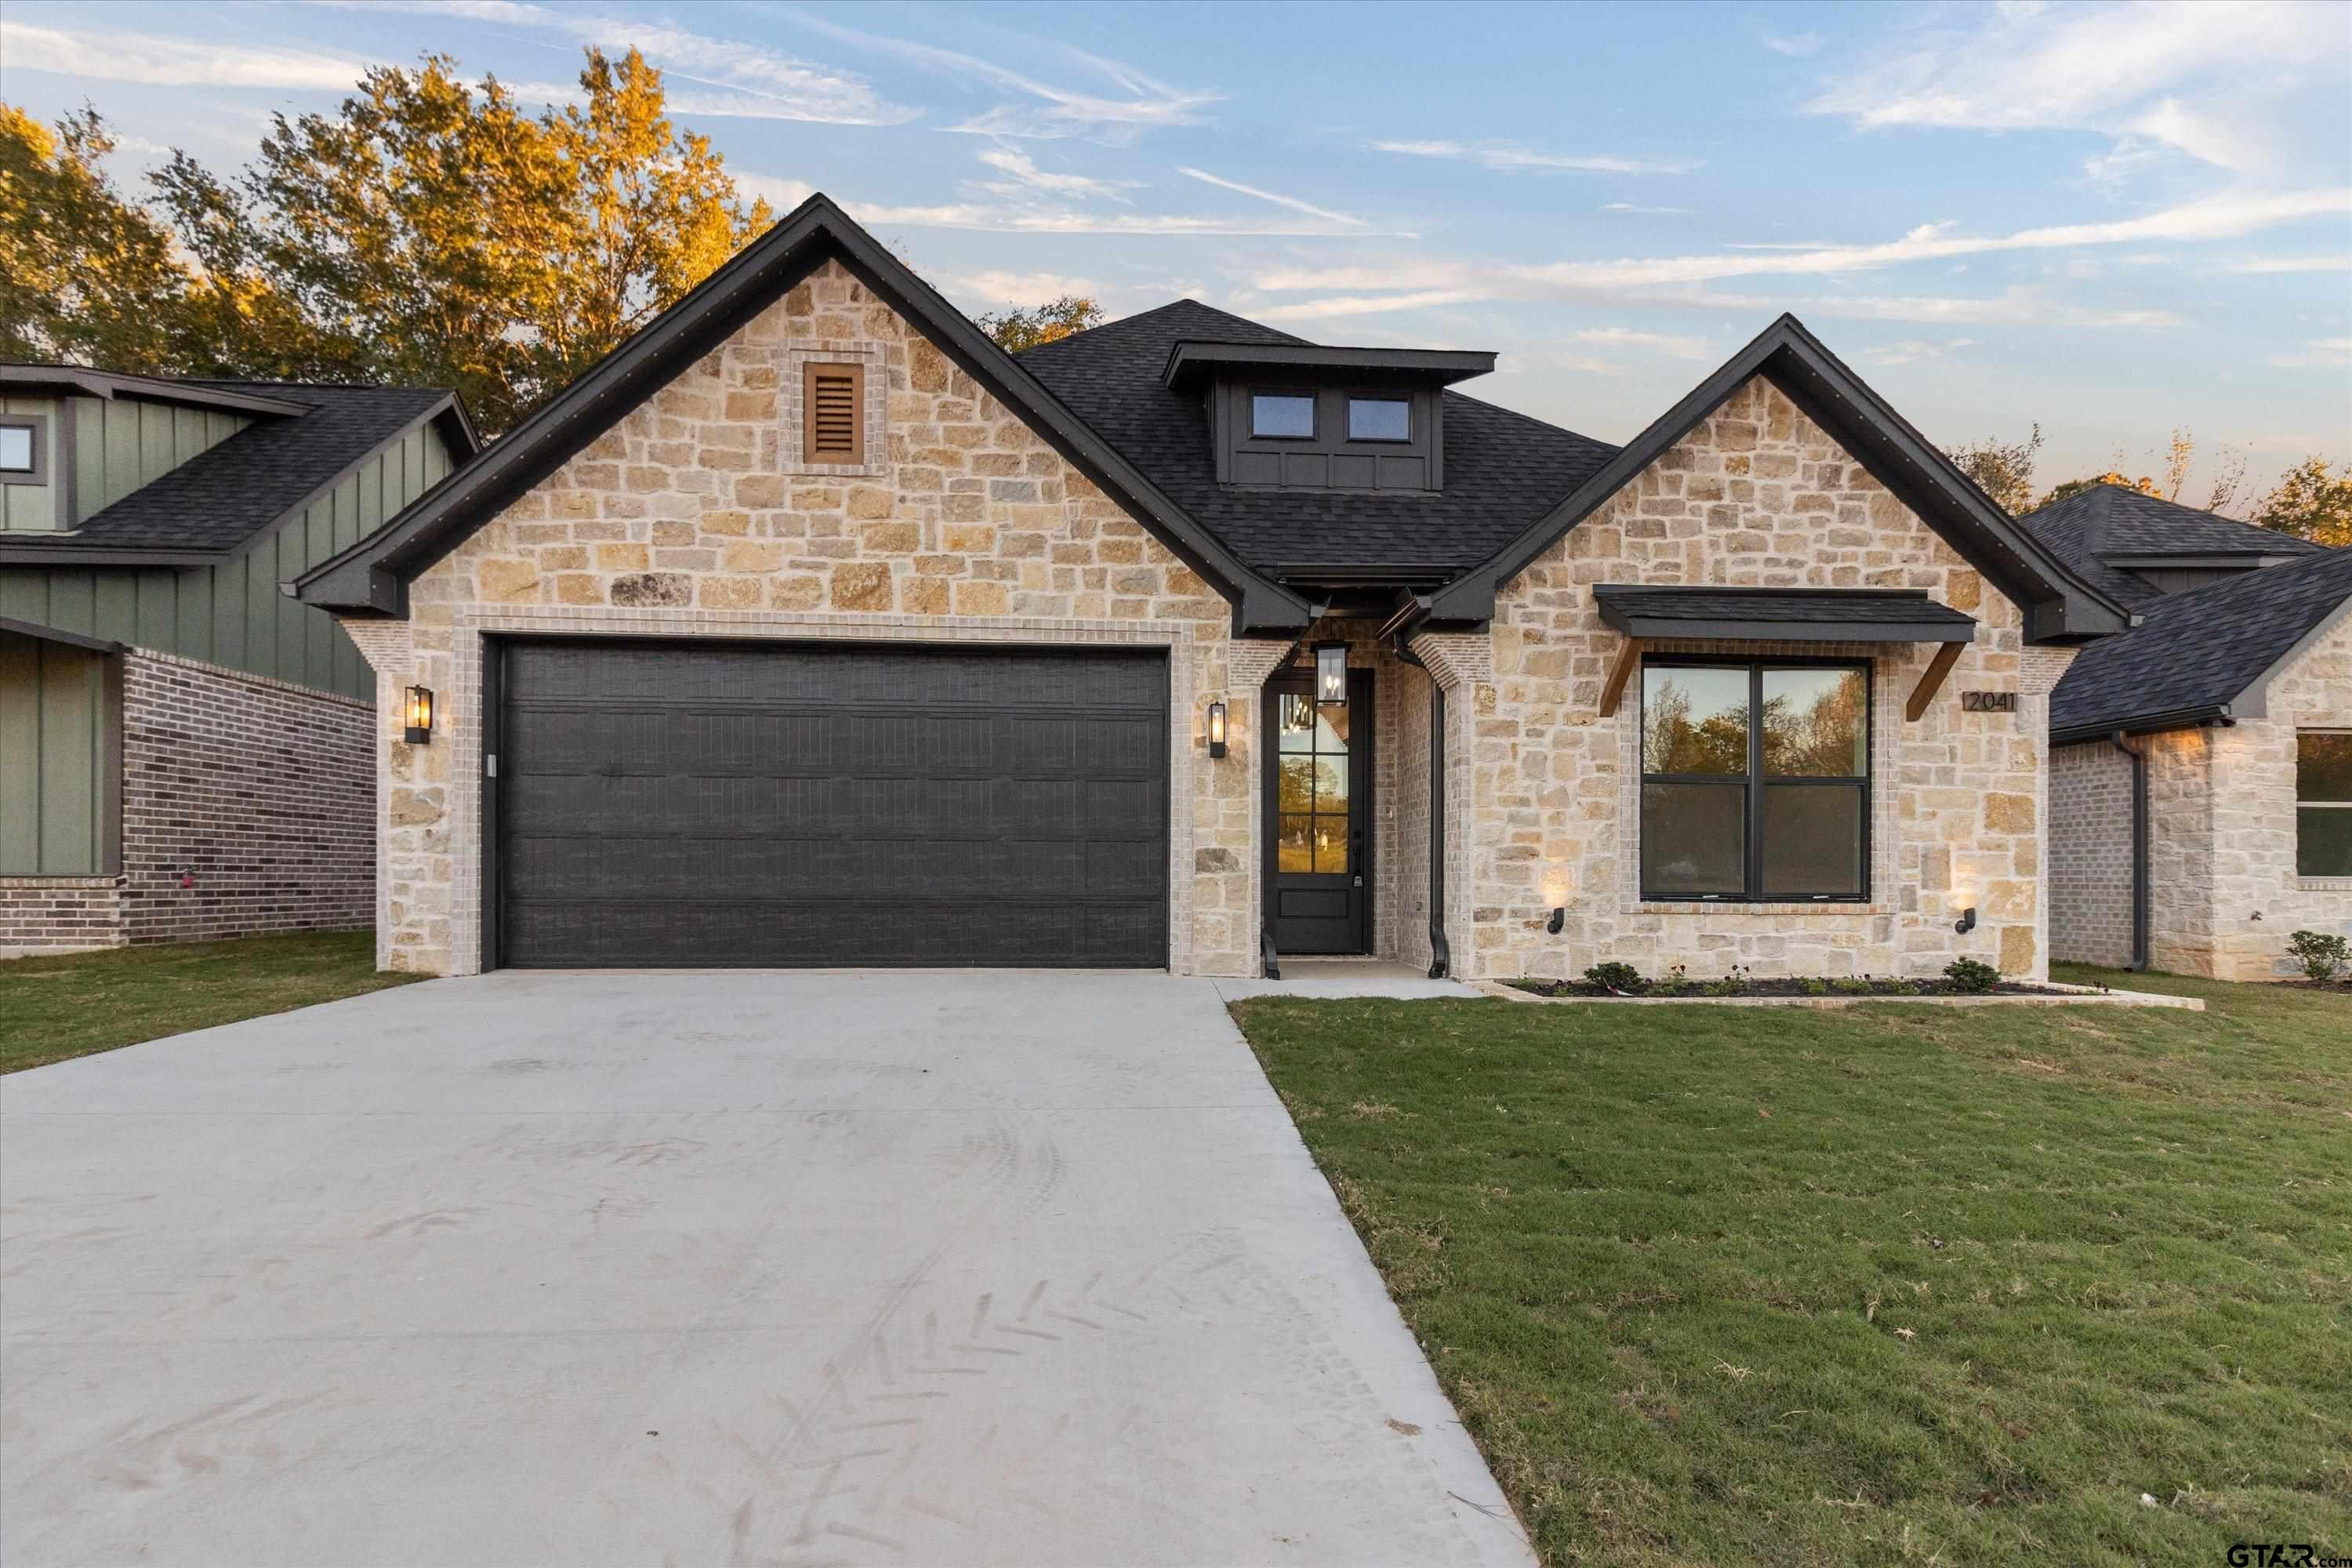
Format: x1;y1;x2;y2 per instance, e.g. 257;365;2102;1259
493;641;1169;967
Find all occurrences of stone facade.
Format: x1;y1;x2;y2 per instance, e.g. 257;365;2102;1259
2052;603;2352;979
1461;376;2064;982
0;650;374;954
362;260;1264;977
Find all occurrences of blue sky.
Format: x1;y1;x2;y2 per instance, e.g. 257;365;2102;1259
4;0;2348;503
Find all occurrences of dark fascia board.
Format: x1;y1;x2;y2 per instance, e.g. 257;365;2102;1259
2052;704;2232;748
0;364;308;419
0;394;475;573
0;612;122;653
1592;585;1977;644
1161;341;1497;392
1422;314;2137;644
2100;550;2299;568
294;195;1312;633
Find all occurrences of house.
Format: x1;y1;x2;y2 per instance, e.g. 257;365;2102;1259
2025;485;2350;979
0;367;477;953
290;194;2132;981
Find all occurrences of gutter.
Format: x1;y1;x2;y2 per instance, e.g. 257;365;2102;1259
2052;703;2232;748
2107;731;2151;972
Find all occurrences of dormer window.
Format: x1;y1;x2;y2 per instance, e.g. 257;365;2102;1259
1346;397;1410;442
1250;393;1316;440
0;416;45;487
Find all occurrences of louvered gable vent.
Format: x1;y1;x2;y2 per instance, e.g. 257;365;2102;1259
803;362;864;463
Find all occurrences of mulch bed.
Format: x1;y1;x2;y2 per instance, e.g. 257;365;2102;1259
2274;978;2352;993
1507;976;2082;1000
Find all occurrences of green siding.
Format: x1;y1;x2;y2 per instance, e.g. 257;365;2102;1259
0;417;461;702
0;630;112;874
2;395;64;533
72;397;252;524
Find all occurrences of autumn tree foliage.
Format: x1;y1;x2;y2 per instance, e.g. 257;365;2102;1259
975;295;1105;351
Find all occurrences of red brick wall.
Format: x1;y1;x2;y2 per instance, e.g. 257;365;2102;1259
0;876;125;954
117;652;375;945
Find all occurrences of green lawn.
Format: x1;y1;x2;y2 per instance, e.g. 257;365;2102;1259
0;930;420;1073
1232;966;2351;1567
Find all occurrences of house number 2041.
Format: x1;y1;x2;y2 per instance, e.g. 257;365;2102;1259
1962;691;2018;713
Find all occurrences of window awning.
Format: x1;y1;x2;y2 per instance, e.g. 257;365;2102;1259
1592;586;1977;644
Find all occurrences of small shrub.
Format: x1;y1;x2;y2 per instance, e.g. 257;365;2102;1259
1831;976;1872;995
1585;960;1645;993
1889;978;1922;996
2286;929;2348;982
1800;978;1830;996
1943;957;2001;994
1651;964;1689;997
1702;966;1751;998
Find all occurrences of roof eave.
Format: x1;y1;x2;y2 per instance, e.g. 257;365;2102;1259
0;365;309;418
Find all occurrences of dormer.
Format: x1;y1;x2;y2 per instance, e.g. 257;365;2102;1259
1162;341;1496;494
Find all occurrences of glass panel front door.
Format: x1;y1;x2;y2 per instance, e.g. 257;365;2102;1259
1268;669;1370;953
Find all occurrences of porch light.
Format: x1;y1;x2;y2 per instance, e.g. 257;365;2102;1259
1547;907;1566;935
1207;699;1228;759
404;684;434;745
1954;906;1977;935
1315;641;1348;705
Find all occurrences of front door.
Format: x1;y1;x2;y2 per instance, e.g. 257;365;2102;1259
1266;668;1370;953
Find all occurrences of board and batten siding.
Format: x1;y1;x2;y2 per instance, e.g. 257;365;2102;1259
0;629;116;874
0;395;256;532
0;420;459;701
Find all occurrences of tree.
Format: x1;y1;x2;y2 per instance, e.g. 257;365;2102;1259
976;295;1103;351
2039;470;2162;509
2252;457;2352;547
0;105;190;370
1945;424;2043;515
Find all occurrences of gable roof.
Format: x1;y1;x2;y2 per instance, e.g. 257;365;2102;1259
0;378;473;564
1418;314;2136;643
292;195;1316;632
2049;540;2352;742
1018;299;1618;578
2020;483;2328;608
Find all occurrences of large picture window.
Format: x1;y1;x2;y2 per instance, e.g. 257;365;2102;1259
1640;659;1871;901
2298;731;2352;877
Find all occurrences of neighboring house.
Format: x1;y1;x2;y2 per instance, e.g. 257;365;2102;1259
2026;486;2350;979
292;194;2131;982
0;367;477;953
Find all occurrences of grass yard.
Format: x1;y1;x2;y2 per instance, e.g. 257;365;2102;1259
1233;966;2351;1567
0;930;419;1074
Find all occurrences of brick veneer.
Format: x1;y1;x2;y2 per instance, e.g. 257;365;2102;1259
2049;741;2136;967
0;876;125;954
1465;375;2067;982
363;260;1264;977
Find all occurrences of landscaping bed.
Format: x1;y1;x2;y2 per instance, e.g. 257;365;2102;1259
1505;974;2077;1000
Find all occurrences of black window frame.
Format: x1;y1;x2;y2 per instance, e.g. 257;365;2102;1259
1247;388;1319;441
0;415;46;485
1345;394;1412;444
1638;654;1874;903
2296;728;2352;878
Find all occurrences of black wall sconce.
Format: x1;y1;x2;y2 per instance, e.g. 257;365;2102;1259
1954;906;1976;935
1314;641;1348;706
404;684;434;745
1206;699;1228;759
1547;906;1566;935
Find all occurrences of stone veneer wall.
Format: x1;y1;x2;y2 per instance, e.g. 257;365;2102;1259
118;650;375;944
364;259;1268;977
2048;740;2136;967
1465;375;2065;982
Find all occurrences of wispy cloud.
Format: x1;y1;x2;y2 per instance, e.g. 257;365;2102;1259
1569;328;1712;359
1601;202;1696;216
953;270;1103;305
1759;29;1824;57
779;10;1216;142
1806;0;2346;178
0;19;364;89
1253;289;1481;322
1177;167;1367;228
1863;336;1981;366
973;147;1138;200
2268;337;2352;368
1370;138;1699;176
2227;254;2352;274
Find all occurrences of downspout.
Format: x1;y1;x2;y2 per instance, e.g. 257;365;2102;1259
2107;731;2150;971
1392;636;1452;979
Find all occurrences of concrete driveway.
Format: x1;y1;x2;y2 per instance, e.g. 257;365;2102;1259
1;971;1530;1567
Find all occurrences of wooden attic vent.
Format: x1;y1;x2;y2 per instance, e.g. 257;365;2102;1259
804;361;864;463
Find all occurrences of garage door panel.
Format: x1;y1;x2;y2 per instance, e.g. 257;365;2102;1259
496;641;1168;968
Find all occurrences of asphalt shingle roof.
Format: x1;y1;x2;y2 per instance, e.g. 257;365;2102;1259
1594;585;1978;638
2049;540;2352;736
2020;483;2328;608
42;381;453;551
1017;299;1619;576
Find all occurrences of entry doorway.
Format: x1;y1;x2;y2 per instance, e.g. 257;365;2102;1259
1264;666;1371;953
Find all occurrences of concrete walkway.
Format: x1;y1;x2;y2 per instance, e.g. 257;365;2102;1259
0;971;1526;1567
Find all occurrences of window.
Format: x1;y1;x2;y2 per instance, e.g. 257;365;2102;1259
1346;397;1410;442
0;418;41;485
802;362;864;463
1250;393;1316;439
1276;690;1352;873
2298;731;2352;877
1640;659;1870;901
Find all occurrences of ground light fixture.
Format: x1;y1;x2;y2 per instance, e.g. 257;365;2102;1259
1207;699;1228;759
1315;641;1348;705
1954;906;1977;935
404;684;434;745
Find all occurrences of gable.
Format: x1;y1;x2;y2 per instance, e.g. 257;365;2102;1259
296;195;1311;634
